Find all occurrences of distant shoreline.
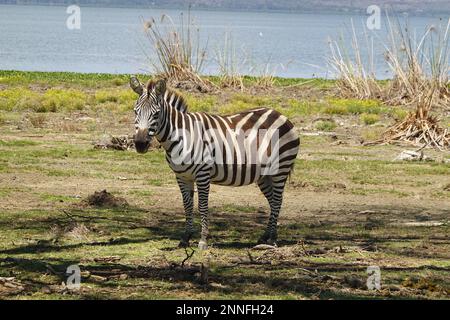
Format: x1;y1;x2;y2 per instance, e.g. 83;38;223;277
1;3;448;18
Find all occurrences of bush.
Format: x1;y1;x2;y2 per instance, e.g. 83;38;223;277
315;120;337;131
0;88;42;111
360;113;380;125
41;89;87;112
188;95;217;113
391;108;409;121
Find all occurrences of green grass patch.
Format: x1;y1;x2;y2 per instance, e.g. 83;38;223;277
0;139;38;147
315;120;337;131
324;98;386;115
360;113;380;125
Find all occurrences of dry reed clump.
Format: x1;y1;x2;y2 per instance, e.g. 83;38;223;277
329;17;450;107
327;20;383;100
215;32;246;91
252;60;279;89
377;88;449;149
383;17;450;108
329;16;450;149
143;12;214;92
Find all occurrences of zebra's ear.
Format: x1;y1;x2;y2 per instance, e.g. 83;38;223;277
155;79;167;96
130;76;144;95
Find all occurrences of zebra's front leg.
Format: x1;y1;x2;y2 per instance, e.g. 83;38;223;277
177;178;194;248
196;174;211;250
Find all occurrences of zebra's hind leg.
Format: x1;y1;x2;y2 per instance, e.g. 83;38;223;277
176;177;195;248
257;174;288;246
257;176;273;244
196;172;211;250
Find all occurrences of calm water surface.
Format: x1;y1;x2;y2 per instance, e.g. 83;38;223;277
0;4;447;78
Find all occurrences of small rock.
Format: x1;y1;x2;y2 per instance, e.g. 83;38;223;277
252;244;277;250
119;274;128;280
394;150;433;162
90;275;107;282
40;286;52;294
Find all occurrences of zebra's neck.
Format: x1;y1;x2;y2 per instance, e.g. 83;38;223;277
155;90;189;150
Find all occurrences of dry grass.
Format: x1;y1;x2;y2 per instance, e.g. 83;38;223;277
329;16;450;149
328;20;382;99
253;62;278;89
378;87;450;149
328;16;450;108
143;11;213;91
215;32;246;91
383;17;450;107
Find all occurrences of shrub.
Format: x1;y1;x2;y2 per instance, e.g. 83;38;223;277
143;12;211;90
315;120;337;131
0;88;42;111
360;113;380;125
95;90;119;103
41;89;87;112
187;95;217;113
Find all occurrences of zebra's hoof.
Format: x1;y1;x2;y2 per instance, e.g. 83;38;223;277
257;236;277;246
198;240;208;250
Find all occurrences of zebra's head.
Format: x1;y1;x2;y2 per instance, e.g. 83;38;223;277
130;76;166;154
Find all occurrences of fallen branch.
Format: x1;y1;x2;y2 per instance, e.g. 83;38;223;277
181;247;195;267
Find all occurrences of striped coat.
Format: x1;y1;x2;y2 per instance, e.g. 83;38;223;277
131;77;300;249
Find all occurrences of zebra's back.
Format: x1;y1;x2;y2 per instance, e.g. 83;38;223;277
174;108;300;186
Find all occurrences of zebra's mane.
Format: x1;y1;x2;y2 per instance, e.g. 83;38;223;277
146;81;188;113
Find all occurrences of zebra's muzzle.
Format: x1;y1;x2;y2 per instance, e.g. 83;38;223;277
134;128;151;154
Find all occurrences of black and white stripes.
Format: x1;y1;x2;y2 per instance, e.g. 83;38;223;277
130;77;300;249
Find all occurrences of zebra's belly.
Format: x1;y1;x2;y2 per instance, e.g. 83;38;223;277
209;164;266;186
169;163;264;186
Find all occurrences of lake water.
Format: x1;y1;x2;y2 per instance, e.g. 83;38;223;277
0;4;447;78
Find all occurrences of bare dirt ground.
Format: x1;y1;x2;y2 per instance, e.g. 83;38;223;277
0;74;449;299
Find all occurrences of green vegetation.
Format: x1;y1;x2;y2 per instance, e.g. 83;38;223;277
315;120;337;131
0;71;449;300
360;113;380;125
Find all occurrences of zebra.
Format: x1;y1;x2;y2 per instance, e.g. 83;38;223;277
130;77;300;249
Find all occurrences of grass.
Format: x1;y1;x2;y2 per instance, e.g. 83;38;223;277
315;120;337;131
328;15;450;108
143;12;210;89
0;137;449;299
0;71;449;299
360;113;380;125
215;32;246;90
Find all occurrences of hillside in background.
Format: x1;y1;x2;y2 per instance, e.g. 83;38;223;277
1;0;450;14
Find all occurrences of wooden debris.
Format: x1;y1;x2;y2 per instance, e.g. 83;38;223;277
94;135;135;151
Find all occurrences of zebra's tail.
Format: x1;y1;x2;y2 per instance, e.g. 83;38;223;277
288;162;295;184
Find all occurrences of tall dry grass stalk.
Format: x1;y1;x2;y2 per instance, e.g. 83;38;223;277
330;16;449;149
384;16;450;107
381;17;449;149
143;12;213;91
328;20;382;99
215;32;246;90
252;59;279;89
